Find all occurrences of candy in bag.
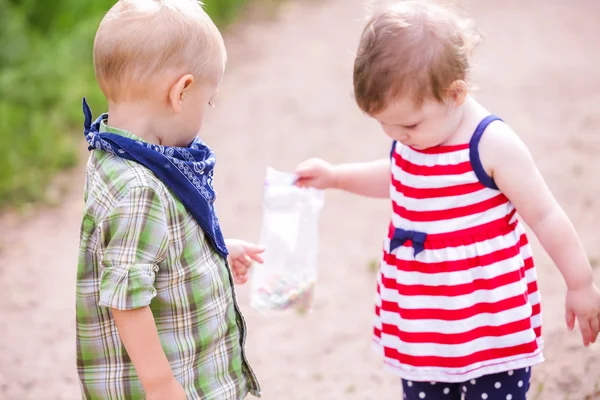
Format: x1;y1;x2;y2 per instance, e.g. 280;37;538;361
250;167;324;313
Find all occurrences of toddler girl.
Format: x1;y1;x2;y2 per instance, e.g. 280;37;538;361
296;2;600;399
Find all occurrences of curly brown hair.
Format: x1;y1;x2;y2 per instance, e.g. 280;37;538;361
353;1;481;114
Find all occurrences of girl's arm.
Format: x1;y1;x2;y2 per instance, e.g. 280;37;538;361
295;158;390;198
480;122;600;346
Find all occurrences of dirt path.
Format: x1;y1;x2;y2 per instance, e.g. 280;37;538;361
1;0;600;399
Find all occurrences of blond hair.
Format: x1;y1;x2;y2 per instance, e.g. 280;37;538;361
94;0;226;102
353;0;481;114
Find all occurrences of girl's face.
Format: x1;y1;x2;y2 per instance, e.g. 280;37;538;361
372;94;465;149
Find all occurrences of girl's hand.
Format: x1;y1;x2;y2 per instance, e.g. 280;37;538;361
295;158;337;189
225;238;265;285
565;283;600;346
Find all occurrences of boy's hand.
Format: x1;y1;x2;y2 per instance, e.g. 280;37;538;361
295;158;337;189
146;377;186;400
566;282;600;346
225;239;264;285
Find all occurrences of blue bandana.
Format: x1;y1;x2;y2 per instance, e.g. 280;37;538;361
82;98;228;258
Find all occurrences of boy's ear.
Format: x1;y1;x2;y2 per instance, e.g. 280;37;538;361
168;74;194;114
447;80;468;106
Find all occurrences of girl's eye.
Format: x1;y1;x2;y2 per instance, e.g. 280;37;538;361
404;124;418;131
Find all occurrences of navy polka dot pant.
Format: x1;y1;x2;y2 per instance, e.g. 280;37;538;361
402;367;531;400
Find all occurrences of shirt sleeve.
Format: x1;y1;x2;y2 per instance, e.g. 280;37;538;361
97;186;169;310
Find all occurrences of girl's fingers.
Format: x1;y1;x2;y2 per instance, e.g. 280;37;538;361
589;316;600;343
578;315;592;346
295;161;317;177
294;177;310;187
566;308;576;331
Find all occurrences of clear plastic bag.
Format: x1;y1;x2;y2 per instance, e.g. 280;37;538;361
250;167;324;314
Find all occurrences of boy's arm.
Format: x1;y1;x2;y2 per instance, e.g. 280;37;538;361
112;307;184;396
480;122;600;345
98;186;184;397
296;158;390;198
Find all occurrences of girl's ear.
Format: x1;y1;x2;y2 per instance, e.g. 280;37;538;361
448;80;468;106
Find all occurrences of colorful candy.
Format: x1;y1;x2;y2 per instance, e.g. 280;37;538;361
252;273;316;312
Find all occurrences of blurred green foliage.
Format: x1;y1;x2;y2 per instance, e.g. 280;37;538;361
0;0;248;207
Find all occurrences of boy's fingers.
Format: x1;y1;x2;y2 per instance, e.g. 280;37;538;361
240;256;252;268
233;260;250;271
246;245;265;254
232;267;249;283
566;308;576;331
225;238;242;249
248;253;264;264
234;271;249;283
235;277;248;285
240;244;265;263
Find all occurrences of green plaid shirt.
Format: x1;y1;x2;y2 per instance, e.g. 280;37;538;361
76;122;260;400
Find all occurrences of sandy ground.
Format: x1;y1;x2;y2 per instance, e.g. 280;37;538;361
1;0;600;399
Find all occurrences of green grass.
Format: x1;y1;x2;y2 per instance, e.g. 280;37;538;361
368;258;379;274
0;0;254;208
204;0;250;26
531;382;544;400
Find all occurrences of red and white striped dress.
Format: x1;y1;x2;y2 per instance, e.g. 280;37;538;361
373;116;543;383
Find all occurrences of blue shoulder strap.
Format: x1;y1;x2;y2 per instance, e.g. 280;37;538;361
469;115;503;190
